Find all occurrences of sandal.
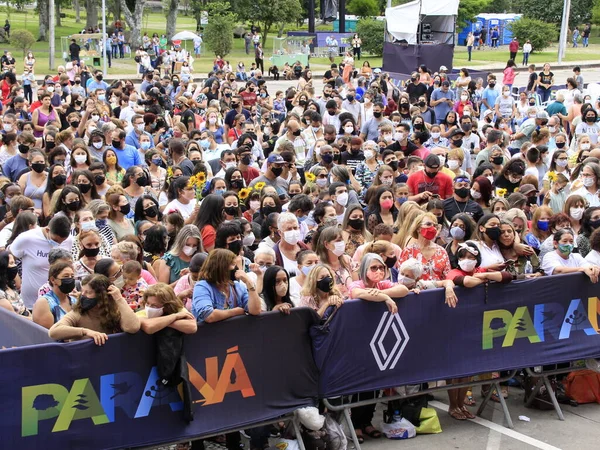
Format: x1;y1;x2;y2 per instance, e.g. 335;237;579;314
460;406;476;419
354;430;364;444
448;408;467;420
464;390;476;406
481;388;501;403
362;426;382;439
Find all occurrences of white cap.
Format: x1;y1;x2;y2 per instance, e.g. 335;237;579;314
373;68;382;73
439;65;448;71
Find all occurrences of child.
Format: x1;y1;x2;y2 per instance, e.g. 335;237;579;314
121;260;148;309
174;253;206;310
273;90;286;115
394;183;409;209
398;258;457;308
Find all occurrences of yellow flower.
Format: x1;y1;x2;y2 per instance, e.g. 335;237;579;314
189;175;198;185
167;167;173;179
514;187;519;192
496;188;508;198
305;172;316;182
196;172;206;184
238;188;251;200
254;181;266;191
547;171;557;182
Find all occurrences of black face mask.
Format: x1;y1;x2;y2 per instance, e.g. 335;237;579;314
586;116;597;123
452;139;463;148
348;218;364;230
262;205;277;217
83;246;100;257
228;239;242;255
425;170;437;178
96;75;103;81
321;154;334;164
492;156;504;165
388;160;399;171
489;83;496;88
7;266;19;280
51;174;66;186
136;175;149;187
418;101;426;108
292;129;302;137
462;123;472;132
455;187;470;198
80;295;98;312
77;183;92;194
271;166;283;177
71;121;80;128
400;103;409;110
528;195;538;205
67;200;81;211
112;140;122;149
58;277;75;294
556;142;566;149
120;204;131;215
347;95;354;102
45;142;56;151
241;155;252;165
31;163;46;173
144;205;158;217
413;123;424;131
230;179;244;190
385;255;397;269
94;175;105;185
373;111;382;118
590;219;600;230
18;144;29;154
485;227;501;241
316;276;333;293
224;206;238;217
230;268;238;282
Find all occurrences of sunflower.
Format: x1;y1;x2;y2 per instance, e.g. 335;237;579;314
254;181;266;191
167;167;174;179
496;188;508;198
547;171;557;183
238;187;252;200
305;172;316;182
189;175;198;186
197;172;206;183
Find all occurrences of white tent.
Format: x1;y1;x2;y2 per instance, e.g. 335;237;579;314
385;0;459;45
171;31;201;41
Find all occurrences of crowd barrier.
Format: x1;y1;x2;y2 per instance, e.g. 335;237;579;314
1;273;599;449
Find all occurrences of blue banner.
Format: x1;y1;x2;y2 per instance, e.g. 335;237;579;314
0;307;53;349
312;273;600;397
0;309;320;450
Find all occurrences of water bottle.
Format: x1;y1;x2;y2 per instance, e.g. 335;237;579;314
393;410;402;421
524;260;533;274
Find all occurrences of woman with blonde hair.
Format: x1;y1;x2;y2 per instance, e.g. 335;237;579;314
299;264;344;317
155;224;203;285
524;206;553;252
503;208;529;242
48;274;140;345
393;206;424;248
138;283;197;334
316;226;357;298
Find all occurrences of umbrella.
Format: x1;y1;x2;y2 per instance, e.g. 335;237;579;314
172;31;201;41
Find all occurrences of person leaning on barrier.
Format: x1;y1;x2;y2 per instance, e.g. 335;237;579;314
48;274;140;345
541;228;600;281
261;265;294;313
137;282;197;334
299;264;344;317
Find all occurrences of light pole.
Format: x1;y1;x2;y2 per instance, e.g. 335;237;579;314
102;0;107;74
49;0;55;70
558;0;571;63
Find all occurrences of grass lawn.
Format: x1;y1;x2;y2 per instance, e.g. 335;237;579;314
2;7;599;76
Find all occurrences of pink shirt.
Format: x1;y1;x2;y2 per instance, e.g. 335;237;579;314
141;269;156;285
348;279;395;296
412;146;431;160
503;67;516;85
174;274;194;310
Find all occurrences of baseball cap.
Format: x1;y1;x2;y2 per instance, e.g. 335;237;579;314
518;184;538;196
449;128;466;138
439;65;448;71
424;153;441;168
267;154;285;164
536;111;550;120
484;109;494;118
507;192;527;208
373;68;382;74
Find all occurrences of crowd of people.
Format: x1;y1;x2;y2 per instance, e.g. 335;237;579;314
1;43;600;444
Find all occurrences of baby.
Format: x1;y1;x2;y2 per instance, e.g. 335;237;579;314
121;260;148;309
399;258;457;307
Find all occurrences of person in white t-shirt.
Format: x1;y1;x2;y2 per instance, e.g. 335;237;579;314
542;228;599;280
163;176;198;220
8;215;73;309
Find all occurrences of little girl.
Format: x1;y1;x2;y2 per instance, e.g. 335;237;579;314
121;260;148;309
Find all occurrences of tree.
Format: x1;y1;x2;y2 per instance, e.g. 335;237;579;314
165;0;179;40
593;0;600;29
507;17;558;52
457;0;493;28
11;29;36;56
74;0;81;23
189;0;204;32
514;0;594;27
120;0;146;48
37;0;49;41
86;0;98;29
203;1;235;56
356;18;385;56
347;0;379;18
236;0;302;46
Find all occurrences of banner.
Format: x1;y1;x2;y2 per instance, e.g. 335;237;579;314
313;274;600;397
0;309;320;450
0;307;53;349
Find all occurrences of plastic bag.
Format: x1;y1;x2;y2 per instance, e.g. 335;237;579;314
415;407;442;434
295;406;325;431
382;417;416;439
323;414;347;450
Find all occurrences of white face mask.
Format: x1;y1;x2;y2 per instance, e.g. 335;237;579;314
331;241;346;256
364;150;374;160
136;123;145;132
448;160;460;170
487;175;494;184
583;177;595;188
74;155;87;164
461;95;468;101
384;134;394;143
145;305;164;318
556;159;568;168
344;126;354;134
381;177;393;186
470;188;482;199
92;141;103;149
437;156;446;166
81;221;97;232
209;117;217;125
570;207;584;220
113;275;125;289
316;178;328;188
182;245;197;256
458;258;477;272
431;132;441;139
336;192;348;206
3;123;12;132
548;126;556;133
243;233;256;246
225;161;237;170
91;114;100;121
393;132;403;142
581;143;591;150
283;229;300;245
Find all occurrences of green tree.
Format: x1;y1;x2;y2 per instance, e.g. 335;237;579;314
236;0;302;46
10;29;36;56
507;17;558;52
356;18;385;56
204;1;235;56
348;0;379;18
514;0;593;26
590;0;600;29
457;0;493;28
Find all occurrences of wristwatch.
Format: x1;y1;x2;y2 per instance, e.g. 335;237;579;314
247;284;256;291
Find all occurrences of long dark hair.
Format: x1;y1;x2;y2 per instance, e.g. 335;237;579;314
45;163;66;199
262;265;292;311
0;250;16;291
134;194;163;223
368;186;397;215
144;224;168;256
195;194;225;231
75;274;121;333
7;211;37;247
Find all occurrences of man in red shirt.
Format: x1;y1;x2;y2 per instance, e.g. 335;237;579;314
509;37;519;61
239;82;258;109
407;153;453;203
237;145;260;185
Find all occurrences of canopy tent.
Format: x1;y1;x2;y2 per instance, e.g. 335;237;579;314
171;31;201;41
385;0;459;45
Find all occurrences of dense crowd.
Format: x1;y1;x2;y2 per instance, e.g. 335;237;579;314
1;43;600;443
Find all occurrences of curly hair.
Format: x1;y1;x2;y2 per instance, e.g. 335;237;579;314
76;274;121;333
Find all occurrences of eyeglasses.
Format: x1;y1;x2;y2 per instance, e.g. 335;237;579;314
317;174;328;179
369;266;386;272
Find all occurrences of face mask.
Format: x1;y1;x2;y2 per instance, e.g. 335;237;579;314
271;166;283;177
120;204;131;215
151;157;162;166
57;277;76;294
224;205;238;217
583;177;595;187
348;218;364;230
182;245;197;256
141;142;151;151
214;189;225;196
392;133;403;142
468;188;482;200
77;183;92;194
136;175;149;187
455;187;469;198
558;243;574;256
111;140;121;149
420;226;437;241
7;266;19;280
96;218;107;228
243;233;256;246
446;160;460;171
283;229;301;246
145;305;164;318
316;177;328;187
82;246;101;257
548;126;556;133
3;123;12;132
461;95;469;101
74;155;88;165
18;144;29;154
67;200;81;211
228;239;243;255
508;175;521;184
450;226;466;240
336;192;348;207
301;265;315;276
537;220;549;232
144;205;158;218
586;117;597;124
488;83;496;88
430;132;441;140
452;139;463;148
487;175;494;184
80;221;97;232
31;162;46;174
98;94;106;102
199;139;210;149
425;170;437;179
362;150;374;160
555;159;568;168
275;282;288;297
249;200;260;211
381;177;393;186
47;87;55;93
485;227;501;241
570;207;584;220
344;126;354;134
581;143;591;150
80;295;98;312
331;241;346;256
92;141;103;149
381;199;394;209
458;259;477;272
372;111;383;119
316;276;333;293
231;179;244;190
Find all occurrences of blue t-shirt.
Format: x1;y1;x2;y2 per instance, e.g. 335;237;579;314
431;88;455;121
192;280;249;323
112;144;142;169
481;88;499;114
3;154;28;182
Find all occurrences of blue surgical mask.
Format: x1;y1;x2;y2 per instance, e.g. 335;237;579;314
214;189;225;196
96;218;108;228
199;139;210;149
98;94;106;102
396;197;407;205
301;265;315;276
141;142;151;150
151;157;162;165
298;215;307;223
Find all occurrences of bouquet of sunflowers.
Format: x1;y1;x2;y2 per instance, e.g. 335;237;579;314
189;172;207;201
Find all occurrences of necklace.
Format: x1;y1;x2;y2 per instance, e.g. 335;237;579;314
453;198;468;213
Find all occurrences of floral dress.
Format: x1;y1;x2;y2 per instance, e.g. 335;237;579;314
345;231;365;257
399;243;450;281
0;288;27;316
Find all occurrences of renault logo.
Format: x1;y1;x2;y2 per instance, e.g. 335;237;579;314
370;312;410;371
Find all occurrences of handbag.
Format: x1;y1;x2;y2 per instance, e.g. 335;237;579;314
414;407;442;434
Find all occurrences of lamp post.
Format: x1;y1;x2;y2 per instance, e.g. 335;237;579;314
102;0;107;74
558;0;571;63
49;0;55;70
